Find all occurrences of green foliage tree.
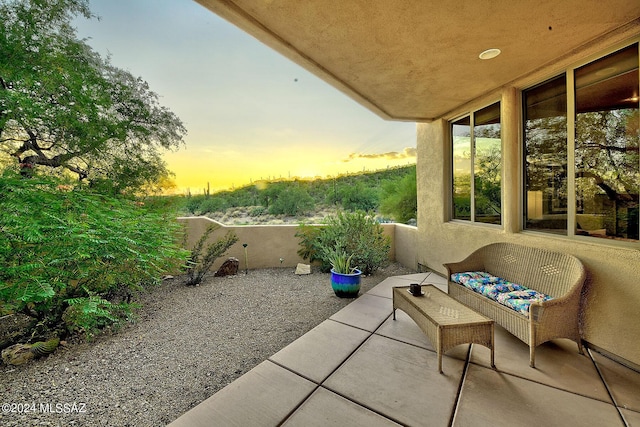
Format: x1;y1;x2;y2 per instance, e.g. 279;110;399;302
198;196;229;214
0;171;189;340
336;181;378;211
474;147;501;219
268;186;315;216
0;0;185;194
296;211;390;275
184;224;238;286
379;166;417;223
260;182;283;209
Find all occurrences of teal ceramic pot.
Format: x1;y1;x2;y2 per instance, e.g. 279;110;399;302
330;269;362;298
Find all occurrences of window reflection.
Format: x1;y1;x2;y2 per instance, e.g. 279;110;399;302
524;76;568;234
523;43;639;242
575;44;639;241
451;103;502;224
452;116;471;221
474;103;501;224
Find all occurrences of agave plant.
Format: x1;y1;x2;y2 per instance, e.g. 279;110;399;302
325;248;357;275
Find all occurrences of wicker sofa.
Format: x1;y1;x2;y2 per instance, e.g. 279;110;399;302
444;242;586;367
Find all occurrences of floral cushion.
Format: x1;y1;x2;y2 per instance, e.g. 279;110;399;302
450;271;492;284
495;290;553;316
450;271;552;316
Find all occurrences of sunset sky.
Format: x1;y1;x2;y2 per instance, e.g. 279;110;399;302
75;0;417;194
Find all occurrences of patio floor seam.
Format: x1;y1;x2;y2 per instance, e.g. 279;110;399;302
463;351;620;406
267;358;322;386
364;292;392;300
588;348;633;424
268;322;374;386
315;383;406;426
274;382;320;427
270;328;412;425
328;315;391;334
449;343;473;427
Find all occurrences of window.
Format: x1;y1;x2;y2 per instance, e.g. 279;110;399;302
523;76;568;234
452;102;502;224
524;43;639;242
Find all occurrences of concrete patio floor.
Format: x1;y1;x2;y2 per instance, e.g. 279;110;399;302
169;272;640;427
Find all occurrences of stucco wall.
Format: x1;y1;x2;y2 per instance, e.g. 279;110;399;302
415;82;640;366
393;224;419;271
178;217;308;271
177;217;407;271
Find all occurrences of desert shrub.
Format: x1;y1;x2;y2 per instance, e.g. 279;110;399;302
198;196;229;214
184;224;239;286
379;167;417;223
62;296;134;336
142;195;187;214
0;171;189;340
296;211;390;275
295;224;323;264
249;206;268;217
185;195;204;214
337;182;379;211
268;187;315;216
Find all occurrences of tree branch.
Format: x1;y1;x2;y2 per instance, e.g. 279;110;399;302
581;142;639;153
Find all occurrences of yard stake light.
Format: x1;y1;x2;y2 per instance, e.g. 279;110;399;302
243;243;248;274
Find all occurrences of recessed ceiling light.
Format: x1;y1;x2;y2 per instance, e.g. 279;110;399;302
479;48;501;60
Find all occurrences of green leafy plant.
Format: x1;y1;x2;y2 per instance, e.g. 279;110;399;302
249;206;267;217
379;166;417;223
63;295;134;338
336;182;379;212
296;211;390;275
324;248;357;274
267;186;315;216
0;171;189;341
198;196;229;214
184;224;239;286
295;224;323;264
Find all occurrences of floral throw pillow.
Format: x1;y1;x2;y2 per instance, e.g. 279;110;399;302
451;272;552;316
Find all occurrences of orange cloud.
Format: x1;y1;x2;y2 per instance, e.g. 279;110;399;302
343;147;417;162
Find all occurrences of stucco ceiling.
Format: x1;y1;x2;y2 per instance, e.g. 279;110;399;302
195;0;640;122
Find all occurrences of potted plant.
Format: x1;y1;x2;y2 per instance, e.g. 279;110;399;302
325;248;362;298
296;211;391;275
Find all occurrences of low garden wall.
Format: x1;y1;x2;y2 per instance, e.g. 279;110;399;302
177;216;418;271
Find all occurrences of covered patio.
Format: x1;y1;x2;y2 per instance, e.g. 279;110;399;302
169;272;640;426
172;1;640;424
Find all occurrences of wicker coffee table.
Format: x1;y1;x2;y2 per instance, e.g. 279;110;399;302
393;284;495;374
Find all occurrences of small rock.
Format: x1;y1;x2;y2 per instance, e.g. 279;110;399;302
215;257;240;277
295;263;311;275
2;344;35;365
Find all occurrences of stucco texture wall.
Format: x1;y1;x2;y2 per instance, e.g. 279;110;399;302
415;96;640;367
177;217;308;271
177;217;402;271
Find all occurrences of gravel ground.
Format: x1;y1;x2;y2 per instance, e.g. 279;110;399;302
0;263;414;427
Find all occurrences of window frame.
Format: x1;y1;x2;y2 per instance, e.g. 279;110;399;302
521;41;639;245
450;101;503;226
